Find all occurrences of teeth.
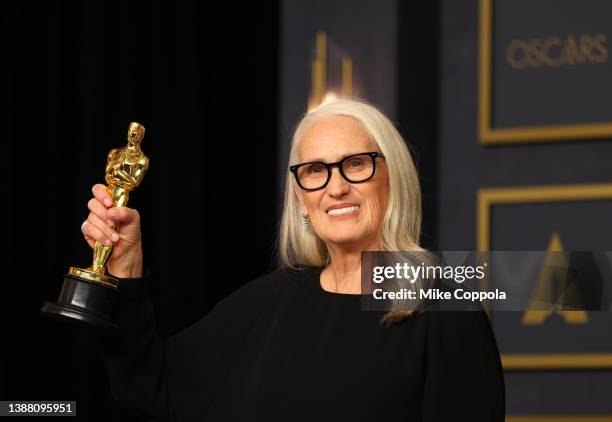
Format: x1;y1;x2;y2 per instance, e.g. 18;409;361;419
327;205;359;216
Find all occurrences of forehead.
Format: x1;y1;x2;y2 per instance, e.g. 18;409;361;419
298;115;377;162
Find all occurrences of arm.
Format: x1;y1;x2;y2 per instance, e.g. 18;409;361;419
97;270;276;421
105;149;119;175
114;168;139;186
85;183;271;420
421;309;506;421
97;271;172;421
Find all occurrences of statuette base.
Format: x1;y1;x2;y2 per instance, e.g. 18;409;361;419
41;269;119;331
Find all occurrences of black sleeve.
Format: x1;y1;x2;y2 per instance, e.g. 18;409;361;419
98;270;277;422
421;309;506;421
97;269;172;421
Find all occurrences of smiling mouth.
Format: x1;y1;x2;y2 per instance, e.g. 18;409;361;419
326;205;360;216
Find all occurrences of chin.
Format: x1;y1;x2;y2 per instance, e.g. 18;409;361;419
323;228;365;245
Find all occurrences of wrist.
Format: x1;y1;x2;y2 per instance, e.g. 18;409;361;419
108;244;143;279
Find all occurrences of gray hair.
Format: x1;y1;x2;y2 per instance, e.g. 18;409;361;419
279;98;427;324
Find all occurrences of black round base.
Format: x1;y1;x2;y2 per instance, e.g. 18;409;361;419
41;274;119;331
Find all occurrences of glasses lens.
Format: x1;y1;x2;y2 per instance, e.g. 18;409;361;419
342;154;374;182
297;162;329;189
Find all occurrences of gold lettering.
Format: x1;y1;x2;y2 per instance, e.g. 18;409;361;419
591;33;608;63
507;39;530;69
542;36;563;67
506;33;608;69
530;38;545;68
580;34;596;62
563;35;586;65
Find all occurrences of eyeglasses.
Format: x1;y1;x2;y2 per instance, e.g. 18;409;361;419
289;151;385;191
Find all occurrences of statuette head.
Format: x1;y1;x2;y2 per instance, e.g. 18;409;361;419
128;122;145;146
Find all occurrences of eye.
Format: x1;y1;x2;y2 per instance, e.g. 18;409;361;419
346;157;366;168
306;163;326;174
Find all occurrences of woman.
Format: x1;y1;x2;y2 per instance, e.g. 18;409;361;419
83;99;505;421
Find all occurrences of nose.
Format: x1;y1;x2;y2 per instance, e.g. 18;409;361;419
326;167;350;197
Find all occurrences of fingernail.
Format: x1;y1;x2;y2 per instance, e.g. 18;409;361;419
104;198;113;207
104;238;112;246
107;219;114;227
108;209;117;218
111;233;120;242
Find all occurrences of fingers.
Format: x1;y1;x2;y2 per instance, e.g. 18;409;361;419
82;222;96;249
107;206;140;225
88;211;120;243
88;197;114;226
82;217;114;246
84;184;140;251
92;184;113;207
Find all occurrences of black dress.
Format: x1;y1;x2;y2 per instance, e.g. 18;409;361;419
99;265;505;421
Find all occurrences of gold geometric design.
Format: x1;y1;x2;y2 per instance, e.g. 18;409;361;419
522;232;588;325
478;0;612;144
309;31;353;110
478;183;612;251
477;182;612;369
311;31;327;107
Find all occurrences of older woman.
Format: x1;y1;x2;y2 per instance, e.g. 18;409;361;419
85;99;505;421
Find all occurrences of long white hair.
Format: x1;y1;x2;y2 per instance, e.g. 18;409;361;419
278;98;427;324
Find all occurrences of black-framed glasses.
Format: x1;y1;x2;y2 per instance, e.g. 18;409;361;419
289;151;385;191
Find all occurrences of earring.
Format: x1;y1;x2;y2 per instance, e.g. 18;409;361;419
301;213;310;231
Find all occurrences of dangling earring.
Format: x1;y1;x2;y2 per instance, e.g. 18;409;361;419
301;213;310;231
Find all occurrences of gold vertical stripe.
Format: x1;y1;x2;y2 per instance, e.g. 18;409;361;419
477;189;490;251
316;31;327;104
311;60;319;106
478;0;492;142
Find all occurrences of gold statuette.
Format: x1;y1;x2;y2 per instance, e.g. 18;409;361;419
41;123;149;330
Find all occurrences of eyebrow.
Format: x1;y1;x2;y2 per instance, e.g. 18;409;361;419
301;152;367;163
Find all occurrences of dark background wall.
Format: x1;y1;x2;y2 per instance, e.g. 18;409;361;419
439;0;612;417
1;1;279;420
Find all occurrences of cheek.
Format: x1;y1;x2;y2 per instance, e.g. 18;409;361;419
304;192;324;216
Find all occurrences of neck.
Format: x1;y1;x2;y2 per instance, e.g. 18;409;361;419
322;236;383;293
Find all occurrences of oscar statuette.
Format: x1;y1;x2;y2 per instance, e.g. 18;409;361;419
41;122;149;330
